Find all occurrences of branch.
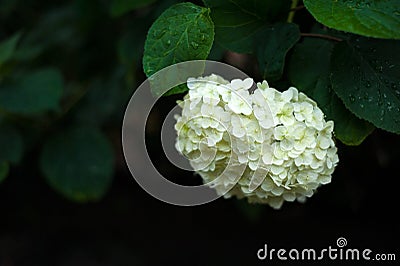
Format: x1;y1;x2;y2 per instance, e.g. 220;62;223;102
290;5;305;12
300;33;343;42
287;0;299;23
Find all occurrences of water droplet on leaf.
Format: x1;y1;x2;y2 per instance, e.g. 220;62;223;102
375;65;383;73
387;102;393;112
377;90;384;105
379;109;385;121
191;42;199;49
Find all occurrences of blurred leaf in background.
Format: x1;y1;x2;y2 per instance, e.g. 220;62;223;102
40;127;114;202
0;31;21;67
0;0;154;201
0;68;64;114
0;0;399;207
110;0;157;17
0;123;23;163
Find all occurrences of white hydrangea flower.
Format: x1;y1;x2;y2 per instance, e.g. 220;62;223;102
174;75;339;209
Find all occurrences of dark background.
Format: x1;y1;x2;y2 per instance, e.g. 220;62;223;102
1;0;399;265
1;113;399;266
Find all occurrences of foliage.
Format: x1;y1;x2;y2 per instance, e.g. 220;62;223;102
40;127;113;202
0;0;399;202
303;0;400;39
142;0;399;143
0;0;158;200
288;37;375;145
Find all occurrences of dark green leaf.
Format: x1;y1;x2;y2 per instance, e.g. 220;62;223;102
289;38;374;145
207;41;225;61
118;30;144;67
0;161;9;184
148;61;205;97
13;6;80;62
0;68;64;114
0;124;24;163
161;84;188;97
204;0;291;53
331;98;375;145
40;127;114;202
257;22;300;81
304;0;400;39
73;68;129;126
110;0;157;17
143;2;214;78
331;37;400;134
0;31;22;66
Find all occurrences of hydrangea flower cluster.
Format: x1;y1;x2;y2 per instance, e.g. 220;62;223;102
174;74;339;209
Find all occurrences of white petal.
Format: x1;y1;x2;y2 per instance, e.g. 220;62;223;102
242;78;254;89
282;192;296;202
281;88;293;102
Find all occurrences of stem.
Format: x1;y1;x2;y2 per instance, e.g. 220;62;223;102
287;0;299;23
290;5;305;12
300;33;343;42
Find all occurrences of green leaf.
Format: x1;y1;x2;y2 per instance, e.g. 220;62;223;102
118;29;145;67
289;38;374;145
110;0;157;17
330;97;375;145
0;31;21;67
40;127;114;202
331;37;400;134
73;68;128;126
12;6;80;62
161;84;188;97
204;0;291;53
148;62;205;97
143;2;214;78
207;41;225;61
0;162;9;184
256;22;300;81
0;68;64;114
0;124;24;163
304;0;400;39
